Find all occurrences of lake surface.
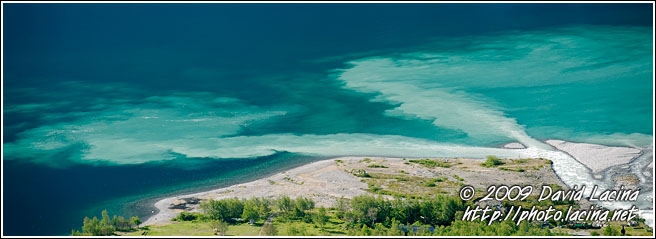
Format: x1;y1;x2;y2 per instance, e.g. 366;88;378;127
2;3;653;235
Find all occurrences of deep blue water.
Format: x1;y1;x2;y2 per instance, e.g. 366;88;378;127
2;3;653;235
3;152;323;235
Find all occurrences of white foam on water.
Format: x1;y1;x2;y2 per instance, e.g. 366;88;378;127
3;93;290;165
337;58;547;149
333;25;653;227
335;25;652;150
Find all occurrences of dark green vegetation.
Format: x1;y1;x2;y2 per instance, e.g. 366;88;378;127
481;155;505;167
359;171;463;199
424;177;448;187
71;210;140;236
172;212;201;222
351;169;372;178
368;164;388;168
119;194;568;236
408;158;453;168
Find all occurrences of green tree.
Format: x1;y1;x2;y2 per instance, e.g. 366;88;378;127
602;225;620;236
101;210;110;225
80;210;116;236
130;216;141;228
200;198;244;221
277;196;294;219
255;198;272;219
335;197;349;219
81;217;94;235
360;224;372;236
226;198;245;219
517;221;530;235
294;197;315;218
389;218;405;236
201;199;228;221
350;195;381;226
372;223;388;236
242;199;259;224
99;210;114;235
313;206;329;229
112;215;119;228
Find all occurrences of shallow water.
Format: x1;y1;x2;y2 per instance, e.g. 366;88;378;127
2;4;653;235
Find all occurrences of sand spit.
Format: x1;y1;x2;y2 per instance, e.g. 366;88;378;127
143;156;568;226
143;157;369;226
503;142;526;149
545;140;641;173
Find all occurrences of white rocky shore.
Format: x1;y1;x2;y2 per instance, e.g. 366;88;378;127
142;155;568;227
545;139;642;173
143;157;369;226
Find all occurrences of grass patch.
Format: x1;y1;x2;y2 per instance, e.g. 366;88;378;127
284;176;304;185
514;158;529;164
367;164;388;168
394;176;408;181
351;169;371;178
424;177;448;187
499;167;525;172
481;156;504;167
121;221;262;236
275;212;346;236
172;212;203;222
408;159;452;168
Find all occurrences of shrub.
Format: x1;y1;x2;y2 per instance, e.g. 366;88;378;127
409;159;451;168
368;164;388;168
602;225;620;236
313;207;329;228
481;156;504;167
173;212;201;222
353;169;372;178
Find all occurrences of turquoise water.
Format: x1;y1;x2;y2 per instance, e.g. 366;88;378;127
2;4;653;235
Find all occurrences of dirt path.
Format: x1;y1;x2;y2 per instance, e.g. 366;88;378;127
258;213;277;236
